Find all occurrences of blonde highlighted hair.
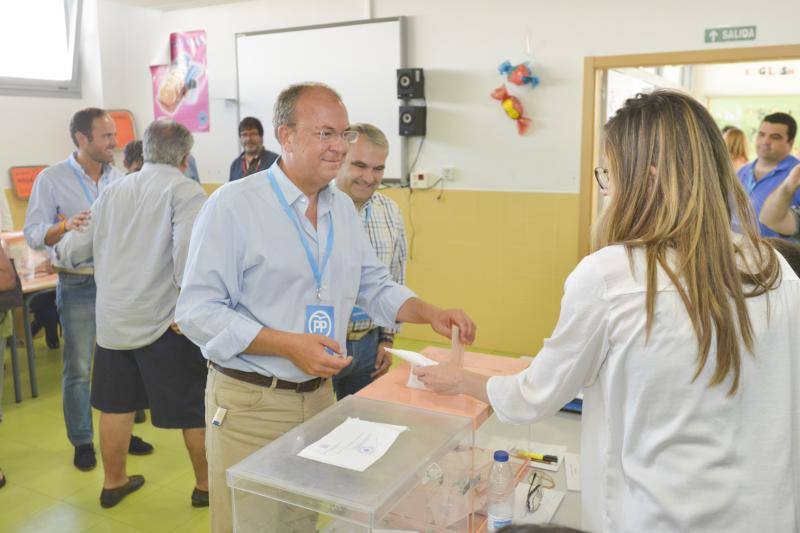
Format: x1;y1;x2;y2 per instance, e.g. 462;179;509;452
723;126;749;162
592;90;780;394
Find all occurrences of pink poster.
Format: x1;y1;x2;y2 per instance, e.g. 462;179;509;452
150;30;209;132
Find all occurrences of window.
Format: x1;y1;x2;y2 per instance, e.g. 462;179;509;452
0;0;82;97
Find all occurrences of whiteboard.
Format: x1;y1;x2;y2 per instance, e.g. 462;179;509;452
235;18;405;180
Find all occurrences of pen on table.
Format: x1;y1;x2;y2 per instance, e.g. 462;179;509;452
513;450;559;463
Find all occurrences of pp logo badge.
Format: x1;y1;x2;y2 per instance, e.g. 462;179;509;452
305;305;334;338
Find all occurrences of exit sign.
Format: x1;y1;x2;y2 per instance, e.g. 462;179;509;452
705;26;757;43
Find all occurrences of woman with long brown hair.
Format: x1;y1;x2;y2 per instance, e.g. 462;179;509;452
723;126;750;172
416;90;800;532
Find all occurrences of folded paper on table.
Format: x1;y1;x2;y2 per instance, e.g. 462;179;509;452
384;348;439;390
297;417;407;472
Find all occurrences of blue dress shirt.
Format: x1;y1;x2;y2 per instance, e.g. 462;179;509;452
24;153;123;268
738;155;800;237
176;162;416;383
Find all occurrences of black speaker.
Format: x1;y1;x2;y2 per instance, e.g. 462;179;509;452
399;106;426;136
397;68;425;99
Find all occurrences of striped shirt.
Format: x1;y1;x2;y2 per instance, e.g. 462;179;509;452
349;191;407;336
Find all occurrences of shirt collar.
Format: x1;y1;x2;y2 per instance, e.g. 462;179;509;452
68;152;114;182
775;155;799;171
269;161;336;215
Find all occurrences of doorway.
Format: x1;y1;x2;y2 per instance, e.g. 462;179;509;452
577;44;800;257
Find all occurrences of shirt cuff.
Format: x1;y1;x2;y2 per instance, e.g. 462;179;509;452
204;314;263;363
486;374;524;425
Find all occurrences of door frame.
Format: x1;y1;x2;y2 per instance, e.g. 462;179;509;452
577;44;800;257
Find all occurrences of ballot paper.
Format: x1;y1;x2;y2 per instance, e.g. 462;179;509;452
298;417;407;472
513;483;565;524
384;348;439;390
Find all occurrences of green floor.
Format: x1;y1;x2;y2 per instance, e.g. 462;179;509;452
0;334;447;532
0;335;209;533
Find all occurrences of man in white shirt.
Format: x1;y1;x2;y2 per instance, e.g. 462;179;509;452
333;123;407;398
55;119;209;509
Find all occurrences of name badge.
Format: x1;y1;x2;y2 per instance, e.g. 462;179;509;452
350;306;371;322
306;304;335;338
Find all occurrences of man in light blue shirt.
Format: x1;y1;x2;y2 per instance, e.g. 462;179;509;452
737;112;799;237
176;83;476;532
24;108;152;471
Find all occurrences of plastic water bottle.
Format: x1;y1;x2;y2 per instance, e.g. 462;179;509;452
487;449;514;532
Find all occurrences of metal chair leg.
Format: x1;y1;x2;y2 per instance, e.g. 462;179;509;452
8;330;21;403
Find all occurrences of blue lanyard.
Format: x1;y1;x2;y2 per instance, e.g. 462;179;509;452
267;169;334;300
68;158;99;206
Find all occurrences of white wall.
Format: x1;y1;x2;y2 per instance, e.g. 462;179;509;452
693;60;800;97
5;0;800;192
0;0;104;189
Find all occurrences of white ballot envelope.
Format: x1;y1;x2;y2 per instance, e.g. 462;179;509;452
384;348;439;390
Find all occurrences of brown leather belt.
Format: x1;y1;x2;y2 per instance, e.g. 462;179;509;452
210;362;325;393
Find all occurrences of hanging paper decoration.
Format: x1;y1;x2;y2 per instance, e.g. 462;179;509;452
491;56;540;135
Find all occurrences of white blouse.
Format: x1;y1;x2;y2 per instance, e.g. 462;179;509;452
488;244;800;533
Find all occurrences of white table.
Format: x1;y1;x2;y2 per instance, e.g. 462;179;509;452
476;411;583;529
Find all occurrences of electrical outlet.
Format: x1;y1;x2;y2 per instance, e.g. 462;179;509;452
410;171;431;189
441;166;457;181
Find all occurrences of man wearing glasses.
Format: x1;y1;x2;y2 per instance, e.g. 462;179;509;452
177;82;476;532
228;116;279;181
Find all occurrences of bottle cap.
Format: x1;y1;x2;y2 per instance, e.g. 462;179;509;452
493;450;509;462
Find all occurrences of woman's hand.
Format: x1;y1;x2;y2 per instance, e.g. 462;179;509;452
414;363;465;395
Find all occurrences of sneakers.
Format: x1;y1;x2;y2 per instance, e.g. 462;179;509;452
100;475;145;508
128;435;154;455
191;487;209;508
74;443;97;471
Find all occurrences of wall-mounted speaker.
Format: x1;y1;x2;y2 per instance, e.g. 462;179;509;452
399;106;426;137
397;68;425;99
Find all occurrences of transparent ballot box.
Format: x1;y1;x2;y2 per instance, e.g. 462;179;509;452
227;395;476;532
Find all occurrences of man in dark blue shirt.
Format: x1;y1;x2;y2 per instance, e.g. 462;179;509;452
228;117;278;181
738;112;799;237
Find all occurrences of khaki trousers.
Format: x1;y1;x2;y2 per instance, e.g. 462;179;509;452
205;367;335;533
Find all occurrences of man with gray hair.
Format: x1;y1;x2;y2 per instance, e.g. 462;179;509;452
333;123;407;397
177;82;475;532
55;118;209;509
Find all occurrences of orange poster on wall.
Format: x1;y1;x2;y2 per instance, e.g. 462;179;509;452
9;165;46;200
108;110;136;148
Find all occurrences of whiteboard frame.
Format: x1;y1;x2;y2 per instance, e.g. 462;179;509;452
233;16;407;185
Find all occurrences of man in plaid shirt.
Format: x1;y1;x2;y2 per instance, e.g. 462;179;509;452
333;123;408;398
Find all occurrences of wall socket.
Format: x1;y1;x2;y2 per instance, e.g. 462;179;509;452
441;166;456;181
410;171;433;188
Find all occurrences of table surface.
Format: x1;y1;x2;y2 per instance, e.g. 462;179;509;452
358;345;583;530
1;231;58;294
477;412;583;529
21;273;57;294
355;346;529;428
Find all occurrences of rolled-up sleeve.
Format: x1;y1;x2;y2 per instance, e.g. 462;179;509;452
356;226;415;329
175;193;263;363
487;255;610;424
52;216;95;269
24;172;56;250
